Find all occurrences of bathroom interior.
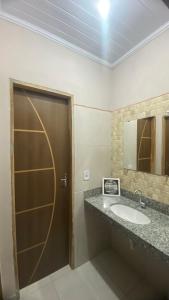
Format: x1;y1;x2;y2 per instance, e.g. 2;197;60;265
1;0;169;299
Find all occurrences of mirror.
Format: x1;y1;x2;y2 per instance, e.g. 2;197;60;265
124;116;163;175
124;120;137;171
163;116;169;176
137;117;155;173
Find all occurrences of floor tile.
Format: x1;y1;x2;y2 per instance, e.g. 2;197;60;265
91;249;140;295
50;265;71;282
19;249;159;300
21;281;60;300
77;260;124;300
52;269;97;300
20;275;50;298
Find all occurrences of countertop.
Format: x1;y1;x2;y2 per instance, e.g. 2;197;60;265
85;194;169;263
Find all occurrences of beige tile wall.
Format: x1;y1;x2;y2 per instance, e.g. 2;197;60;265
111;93;169;205
74;105;112;266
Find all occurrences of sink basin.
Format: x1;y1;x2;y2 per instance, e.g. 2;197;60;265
110;204;150;225
102;196;119;209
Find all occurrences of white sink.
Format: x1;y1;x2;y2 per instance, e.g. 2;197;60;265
110;204;150;225
102;196;119;209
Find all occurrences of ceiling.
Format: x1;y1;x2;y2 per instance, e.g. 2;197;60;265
0;0;169;67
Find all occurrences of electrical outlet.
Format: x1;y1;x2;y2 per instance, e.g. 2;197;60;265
83;169;90;181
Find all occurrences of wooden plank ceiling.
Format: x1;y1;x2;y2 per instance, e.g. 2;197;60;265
1;0;169;66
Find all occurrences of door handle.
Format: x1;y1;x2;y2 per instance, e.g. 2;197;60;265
60;174;68;187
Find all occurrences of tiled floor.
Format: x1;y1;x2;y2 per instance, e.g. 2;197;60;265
20;250;159;300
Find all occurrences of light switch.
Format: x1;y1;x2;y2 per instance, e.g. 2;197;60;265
83;169;90;181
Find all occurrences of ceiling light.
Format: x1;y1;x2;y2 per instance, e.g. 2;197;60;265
97;0;110;19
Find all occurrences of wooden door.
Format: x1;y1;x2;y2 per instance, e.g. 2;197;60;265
13;87;71;289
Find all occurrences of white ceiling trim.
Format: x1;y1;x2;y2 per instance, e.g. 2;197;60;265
0;9;169;69
110;20;169;68
0;10;111;68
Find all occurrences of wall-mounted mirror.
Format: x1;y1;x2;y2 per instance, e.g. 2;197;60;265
124;120;137;171
124;116;163;175
163;116;169;176
137;117;155;173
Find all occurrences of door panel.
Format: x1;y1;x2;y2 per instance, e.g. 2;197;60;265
17;245;44;289
15;170;54;212
13;87;70;288
14;92;42;130
14;132;53;171
16;206;53;251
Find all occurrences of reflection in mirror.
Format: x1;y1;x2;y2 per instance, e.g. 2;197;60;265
124;120;137;170
137;117;155;173
164;116;169;176
124;117;160;175
156;116;163;175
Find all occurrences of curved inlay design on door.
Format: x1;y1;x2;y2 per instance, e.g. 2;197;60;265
14;88;70;289
26;93;57;284
14;90;56;287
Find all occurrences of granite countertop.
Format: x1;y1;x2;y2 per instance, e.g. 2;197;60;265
85;194;169;263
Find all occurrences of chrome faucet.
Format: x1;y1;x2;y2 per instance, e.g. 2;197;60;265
134;189;146;208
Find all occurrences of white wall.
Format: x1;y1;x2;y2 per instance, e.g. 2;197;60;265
0;19;112;109
110;28;169;110
74;106;112;265
0;19;112;299
1;15;169;300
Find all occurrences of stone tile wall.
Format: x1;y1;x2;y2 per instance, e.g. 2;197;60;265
111;94;169;205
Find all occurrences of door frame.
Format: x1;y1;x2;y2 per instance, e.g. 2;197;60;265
10;79;74;297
